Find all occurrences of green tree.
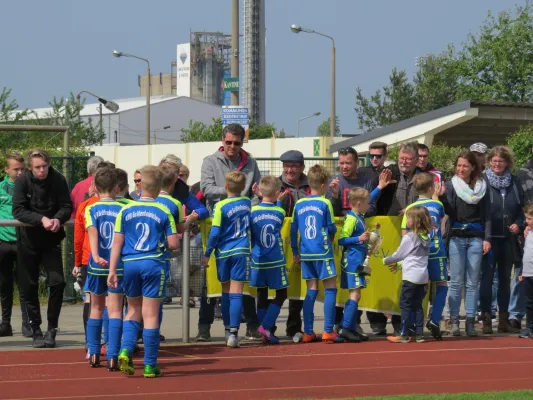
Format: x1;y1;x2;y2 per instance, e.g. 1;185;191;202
316;116;340;137
248;120;276;140
507;125;533;170
180;118;223;143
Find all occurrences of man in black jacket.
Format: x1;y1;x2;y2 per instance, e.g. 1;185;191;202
12;149;72;348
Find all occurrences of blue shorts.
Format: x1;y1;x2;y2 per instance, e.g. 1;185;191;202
123;259;167;299
301;259;336;281
428;257;448;282
164;260;171;282
84;273;124;296
216;255;250;283
249;266;289;290
340;271;367;290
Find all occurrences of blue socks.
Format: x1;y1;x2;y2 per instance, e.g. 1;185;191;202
107;318;123;360
303;289;318;335
121;320;141;355
102;307;109;344
221;292;230;328
323;288;338;333
229;293;243;332
143;328;160;368
159;302;164;329
261;304;281;331
87;318;103;356
257;307;267;324
432;285;448;325
341;299;358;331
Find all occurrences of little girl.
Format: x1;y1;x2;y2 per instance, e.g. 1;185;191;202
383;206;433;343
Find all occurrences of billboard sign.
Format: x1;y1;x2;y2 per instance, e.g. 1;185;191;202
223;77;239;92
176;43;191;97
222;105;249;142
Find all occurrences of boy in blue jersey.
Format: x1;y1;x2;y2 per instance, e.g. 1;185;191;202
290;164;342;343
108;165;179;378
84;167;125;370
202;171;251;348
249;176;288;344
401;173;447;341
115;168;132;205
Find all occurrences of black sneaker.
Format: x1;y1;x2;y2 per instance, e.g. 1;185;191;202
0;322;13;337
426;320;443;341
195;325;211;342
44;328;58;348
338;328;362;343
159;333;166;342
519;329;533;339
33;329;46;348
355;325;370;341
21;322;33;338
214;303;222;320
245;326;262;341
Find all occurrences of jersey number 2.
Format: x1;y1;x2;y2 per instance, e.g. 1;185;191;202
134;222;151;251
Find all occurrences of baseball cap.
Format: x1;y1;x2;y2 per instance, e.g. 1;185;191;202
469;143;488;154
280;150;304;164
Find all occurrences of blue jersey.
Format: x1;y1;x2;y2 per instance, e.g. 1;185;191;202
205;196;251;259
85;199;124;276
156;193;183;260
338;211;367;272
115;198;177;262
250;202;286;268
402;197;446;258
116;197;132;206
290;195;336;261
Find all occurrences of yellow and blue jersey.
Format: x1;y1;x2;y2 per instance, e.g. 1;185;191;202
250;202;286;269
402;197;446;259
115;198;177;262
116;196;133;206
156;192;183;260
290;195;336;261
205;196;251;259
85;199;124;276
338;211;367;273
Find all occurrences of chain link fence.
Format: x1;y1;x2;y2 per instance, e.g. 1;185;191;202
167;245;205;298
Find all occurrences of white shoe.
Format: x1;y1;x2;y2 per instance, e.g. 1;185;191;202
226;334;239;348
224;330;230;343
85;348;90;360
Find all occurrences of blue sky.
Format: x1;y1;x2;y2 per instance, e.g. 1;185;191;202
1;0;516;136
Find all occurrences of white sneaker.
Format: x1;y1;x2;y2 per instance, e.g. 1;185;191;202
226;334;239;348
85;348;90;360
224;330;230;343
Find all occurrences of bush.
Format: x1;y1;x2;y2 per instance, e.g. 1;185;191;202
507;126;533;171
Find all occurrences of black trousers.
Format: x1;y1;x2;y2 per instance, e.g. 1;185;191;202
0;241;28;324
17;244;65;331
198;293;259;329
400;281;427;336
522;276;533;331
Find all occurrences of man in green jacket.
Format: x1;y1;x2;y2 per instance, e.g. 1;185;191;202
0;153;31;337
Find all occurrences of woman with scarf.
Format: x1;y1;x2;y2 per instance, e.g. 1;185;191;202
479;146;525;334
442;151;491;337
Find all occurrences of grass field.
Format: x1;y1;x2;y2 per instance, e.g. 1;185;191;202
290;390;533;400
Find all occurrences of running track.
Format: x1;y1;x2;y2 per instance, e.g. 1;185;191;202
2;336;533;400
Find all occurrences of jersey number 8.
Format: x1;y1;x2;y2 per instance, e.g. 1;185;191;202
304;215;317;240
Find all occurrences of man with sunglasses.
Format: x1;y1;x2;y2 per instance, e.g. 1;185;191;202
200;123;262;341
417;144;443;185
358;142;391;214
129;170;142;200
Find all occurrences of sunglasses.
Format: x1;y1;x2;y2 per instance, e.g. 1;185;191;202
338;147;357;156
178;173;188;178
225;140;242;146
369;154;384;159
134;179;141;183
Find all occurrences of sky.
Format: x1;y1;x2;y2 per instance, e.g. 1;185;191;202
0;0;518;137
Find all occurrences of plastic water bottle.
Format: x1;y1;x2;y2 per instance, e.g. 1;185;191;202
293;332;303;343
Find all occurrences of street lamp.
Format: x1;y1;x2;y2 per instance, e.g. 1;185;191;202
77;90;119;145
152;125;170;145
297;112;321;137
291;24;336;138
113;49;151;145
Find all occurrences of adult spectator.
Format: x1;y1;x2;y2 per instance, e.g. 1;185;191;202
417;144;443;184
12;149;72;348
199;123;261;341
517;144;533;203
129;170;142;200
0;154;31;338
441;151;491;336
469;143;489;171
277;150;310;337
70;156;103;217
479;146;524;334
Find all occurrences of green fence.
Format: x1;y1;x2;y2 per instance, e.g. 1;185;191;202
255;157;367;178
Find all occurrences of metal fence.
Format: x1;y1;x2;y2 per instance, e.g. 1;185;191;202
255;156;367;178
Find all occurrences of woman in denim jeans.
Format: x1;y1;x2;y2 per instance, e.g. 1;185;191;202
442;151;491;337
479;146;524;334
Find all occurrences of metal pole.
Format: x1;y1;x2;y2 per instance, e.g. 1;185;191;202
99;105;103;146
231;0;239;106
146;67;151;145
181;229;190;343
330;45;336;138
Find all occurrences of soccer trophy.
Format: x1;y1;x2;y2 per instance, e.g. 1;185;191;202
357;223;382;276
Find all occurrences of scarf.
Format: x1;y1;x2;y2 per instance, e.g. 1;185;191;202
485;168;512;189
451;175;487;205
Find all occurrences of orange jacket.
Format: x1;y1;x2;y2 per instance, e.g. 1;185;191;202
74;196;99;267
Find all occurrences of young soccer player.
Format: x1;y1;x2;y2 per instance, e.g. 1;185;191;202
84;167;125;370
249;175;288;345
519;204;533;339
201;171;251;348
384;206;433;343
108;165;178;378
290;164;342;343
115;168;132;205
401;173;447;340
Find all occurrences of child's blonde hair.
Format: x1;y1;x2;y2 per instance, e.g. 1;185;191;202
139;165;163;194
160;165;177;191
226;171;246;194
259;175;281;197
307;164;330;190
413;173;434;195
524;203;533;218
348;187;370;205
406;206;432;236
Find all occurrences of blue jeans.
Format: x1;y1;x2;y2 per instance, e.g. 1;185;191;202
448;237;483;318
509;264;525;321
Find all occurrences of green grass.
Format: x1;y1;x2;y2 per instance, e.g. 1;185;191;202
288;390;533;400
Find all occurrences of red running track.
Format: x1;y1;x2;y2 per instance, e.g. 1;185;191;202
2;336;533;400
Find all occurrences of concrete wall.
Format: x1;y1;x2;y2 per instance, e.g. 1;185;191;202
139;74;175;97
